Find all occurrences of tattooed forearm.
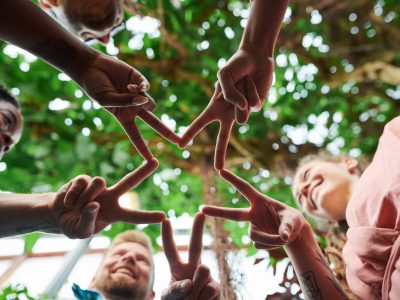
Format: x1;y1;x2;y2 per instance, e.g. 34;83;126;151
316;252;349;299
30;39;77;70
300;271;323;300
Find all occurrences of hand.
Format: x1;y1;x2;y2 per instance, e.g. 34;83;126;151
106;87;180;161
80;53;156;108
217;49;274;122
179;77;258;170
161;213;220;300
49;159;166;239
202;169;307;250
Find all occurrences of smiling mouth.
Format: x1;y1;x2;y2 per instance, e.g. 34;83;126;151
114;267;137;279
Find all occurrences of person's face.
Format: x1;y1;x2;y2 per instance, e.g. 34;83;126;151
0;101;22;160
93;242;154;300
292;158;359;221
42;0;124;45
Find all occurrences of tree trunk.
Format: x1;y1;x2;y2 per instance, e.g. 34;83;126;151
200;153;237;300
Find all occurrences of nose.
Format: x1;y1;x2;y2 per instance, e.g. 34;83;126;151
122;253;136;264
97;34;111;45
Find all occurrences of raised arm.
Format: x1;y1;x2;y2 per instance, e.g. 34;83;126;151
203;169;348;300
217;0;289;121
0;159;165;239
0;0;152;107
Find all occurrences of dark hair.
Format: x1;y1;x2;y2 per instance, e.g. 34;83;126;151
62;0;120;31
0;85;20;109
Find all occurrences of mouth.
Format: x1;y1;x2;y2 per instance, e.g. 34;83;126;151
113;267;138;279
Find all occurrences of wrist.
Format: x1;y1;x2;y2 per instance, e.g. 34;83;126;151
285;222;314;251
38;193;61;234
65;47;99;85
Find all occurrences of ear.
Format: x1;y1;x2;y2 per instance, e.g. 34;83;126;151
344;157;358;174
39;0;59;9
148;290;155;300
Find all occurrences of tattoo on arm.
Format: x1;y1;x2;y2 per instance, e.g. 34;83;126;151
299;271;323;300
316;252;349;300
30;39;77;70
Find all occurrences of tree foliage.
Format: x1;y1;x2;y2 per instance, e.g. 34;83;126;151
0;0;399;298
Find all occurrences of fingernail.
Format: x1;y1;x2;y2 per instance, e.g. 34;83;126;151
87;207;99;214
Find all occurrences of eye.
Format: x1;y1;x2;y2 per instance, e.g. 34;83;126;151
303;169;311;181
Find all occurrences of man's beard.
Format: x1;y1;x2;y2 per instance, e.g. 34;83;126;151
97;274;147;300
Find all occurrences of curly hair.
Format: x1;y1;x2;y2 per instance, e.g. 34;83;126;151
61;0;121;31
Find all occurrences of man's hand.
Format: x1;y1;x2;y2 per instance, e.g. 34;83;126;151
80;53;156;108
202;169;307;250
161;213;220;300
106;84;179;161
179;77;258;170
49;159;166;239
217;50;274;123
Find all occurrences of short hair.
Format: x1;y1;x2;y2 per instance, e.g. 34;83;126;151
110;230;155;288
61;0;121;31
295;151;365;175
0;85;20;109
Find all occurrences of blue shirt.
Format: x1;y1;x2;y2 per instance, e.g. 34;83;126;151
72;283;104;300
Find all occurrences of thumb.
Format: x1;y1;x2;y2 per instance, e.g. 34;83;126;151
161;280;192;300
76;202;100;238
278;213;296;243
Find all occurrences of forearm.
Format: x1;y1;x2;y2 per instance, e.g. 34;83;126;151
240;0;289;57
0;192;59;237
0;0;98;83
285;225;348;300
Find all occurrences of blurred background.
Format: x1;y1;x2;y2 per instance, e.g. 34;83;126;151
0;0;399;298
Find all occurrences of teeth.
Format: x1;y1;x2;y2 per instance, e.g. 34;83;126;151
116;268;133;276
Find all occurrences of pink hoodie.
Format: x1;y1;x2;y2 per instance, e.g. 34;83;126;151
343;116;400;299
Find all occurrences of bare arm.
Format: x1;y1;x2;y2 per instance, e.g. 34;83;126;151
0;0;152;107
285;225;348;300
240;0;289;57
0;192;58;237
0;0;96;82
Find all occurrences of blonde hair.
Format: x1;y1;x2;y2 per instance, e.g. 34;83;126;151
110;230;153;253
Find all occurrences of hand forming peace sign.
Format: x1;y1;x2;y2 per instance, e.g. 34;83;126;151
179;77;258;170
202;169;307;250
106;85;180;161
161;213;220;300
48;158;165;239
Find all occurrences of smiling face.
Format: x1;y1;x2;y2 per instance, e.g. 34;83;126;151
0;101;22;160
40;0;124;45
92;242;154;300
292;157;360;221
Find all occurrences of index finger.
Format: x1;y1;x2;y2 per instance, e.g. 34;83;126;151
214;119;234;171
178;108;214;148
119;119;154;161
219;169;260;204
117;208;166;224
107;159;159;196
162;219;182;268
188;213;205;265
138;110;180;144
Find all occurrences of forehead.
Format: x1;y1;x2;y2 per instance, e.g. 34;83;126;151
110;242;151;257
